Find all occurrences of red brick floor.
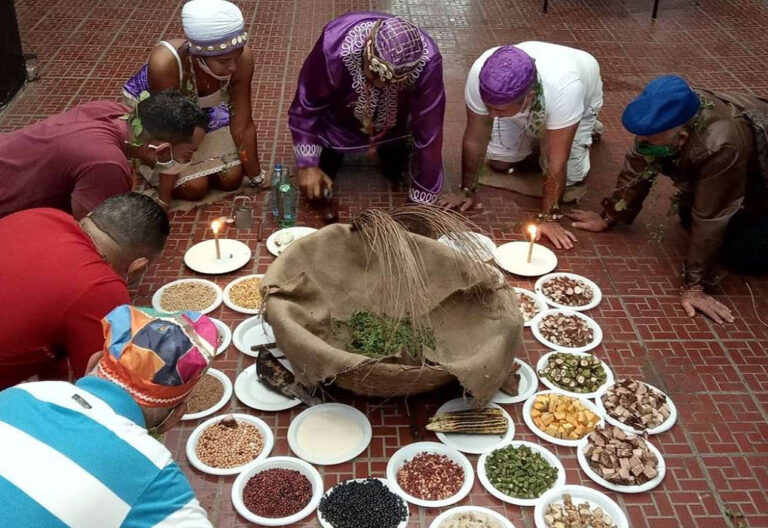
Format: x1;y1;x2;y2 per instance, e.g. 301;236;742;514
4;0;768;527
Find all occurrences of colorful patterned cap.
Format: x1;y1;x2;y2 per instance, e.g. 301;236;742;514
182;0;248;56
96;305;216;408
479;46;536;106
366;17;426;83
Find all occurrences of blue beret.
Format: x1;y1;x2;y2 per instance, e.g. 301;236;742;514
621;75;700;136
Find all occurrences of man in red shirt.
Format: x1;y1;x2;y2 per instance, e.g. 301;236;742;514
0;89;207;219
0;192;170;389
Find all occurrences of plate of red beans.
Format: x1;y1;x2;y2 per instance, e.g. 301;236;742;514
231;456;323;526
386;441;475;508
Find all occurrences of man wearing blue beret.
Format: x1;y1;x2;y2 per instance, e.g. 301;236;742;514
570;75;768;323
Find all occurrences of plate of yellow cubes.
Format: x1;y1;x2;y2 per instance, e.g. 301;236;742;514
523;390;604;447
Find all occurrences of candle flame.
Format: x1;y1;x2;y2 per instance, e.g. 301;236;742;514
211;220;221;234
527;224;537;237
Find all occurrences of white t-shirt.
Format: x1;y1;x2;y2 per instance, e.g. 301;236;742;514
465;42;603;130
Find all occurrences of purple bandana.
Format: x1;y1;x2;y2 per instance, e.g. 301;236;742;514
479;46;536;106
374;17;425;76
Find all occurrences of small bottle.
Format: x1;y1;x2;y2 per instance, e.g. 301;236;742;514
270;163;284;217
277;180;297;228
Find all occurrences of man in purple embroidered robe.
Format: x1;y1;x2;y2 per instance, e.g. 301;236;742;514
288;12;445;205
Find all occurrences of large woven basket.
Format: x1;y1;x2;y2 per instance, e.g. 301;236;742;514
333;361;455;398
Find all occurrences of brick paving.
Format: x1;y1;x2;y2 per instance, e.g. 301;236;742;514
4;0;768;527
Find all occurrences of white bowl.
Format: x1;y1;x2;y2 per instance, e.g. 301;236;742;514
233;314;282;357
429;506;516;528
386;441;474;508
438;232;496;262
530;309;603;353
209;318;232;356
318;478;409;528
577;430;666;493
491;358;538;405
288;404;372;465
152;278;223;315
536;351;614;399
186;413;274;476
266;227;318;257
231;456;323;526
534;485;630;528
594;380;678;436
477;440;566;507
223;274;264;315
534;272;603;312
493;241;558;277
433;398;515;454
513;287;549;327
181;368;232;421
523;390;604;447
235;364;301;412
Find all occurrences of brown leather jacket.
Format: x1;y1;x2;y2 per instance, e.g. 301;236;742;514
602;89;768;287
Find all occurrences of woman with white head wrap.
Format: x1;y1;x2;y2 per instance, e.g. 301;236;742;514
123;0;263;208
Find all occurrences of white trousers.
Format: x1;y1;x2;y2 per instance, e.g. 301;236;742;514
486;105;602;185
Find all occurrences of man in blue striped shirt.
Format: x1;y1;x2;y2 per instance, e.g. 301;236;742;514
0;306;218;528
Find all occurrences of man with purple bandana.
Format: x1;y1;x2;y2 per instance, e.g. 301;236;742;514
441;43;602;250
288;12;446;205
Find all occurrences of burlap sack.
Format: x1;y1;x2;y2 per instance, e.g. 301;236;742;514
261;223;523;405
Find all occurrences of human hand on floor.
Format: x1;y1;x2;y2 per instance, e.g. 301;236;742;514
437;193;477;212
298;167;333;200
537;221;577;249
568;209;610;232
680;285;735;324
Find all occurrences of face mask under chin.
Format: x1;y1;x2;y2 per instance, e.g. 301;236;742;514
154;158;188;175
635;139;679;158
196;57;232;82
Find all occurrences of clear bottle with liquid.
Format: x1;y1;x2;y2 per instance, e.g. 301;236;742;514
270;163;284;217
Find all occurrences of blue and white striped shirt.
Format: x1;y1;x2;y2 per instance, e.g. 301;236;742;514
0;377;212;528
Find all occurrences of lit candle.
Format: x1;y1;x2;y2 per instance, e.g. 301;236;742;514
526;224;537;263
211;220;221;260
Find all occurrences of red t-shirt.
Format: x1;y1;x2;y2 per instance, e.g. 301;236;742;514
0;209;131;389
0;101;133;218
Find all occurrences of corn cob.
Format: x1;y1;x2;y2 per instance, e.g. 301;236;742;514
426;408;508;434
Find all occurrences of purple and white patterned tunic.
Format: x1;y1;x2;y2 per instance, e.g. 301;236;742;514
288;12;446;204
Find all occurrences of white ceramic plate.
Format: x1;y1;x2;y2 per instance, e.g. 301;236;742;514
536;351;614;399
231;456;323;526
209;318;231;356
534;485;630;528
577;431;666;493
181;368;232;421
223;274;264;315
530;309;603;353
232;314;283;357
266;226;318;257
494;241;558;277
235;363;301;412
534;272;603;312
514;287;549;327
386;441;474;508
429;506;515;528
318;478;409;528
288;404;372;466
595;380;678;435
433;398;515;454
186;413;274;476
184;238;252;275
152;278;223;315
492;358;538;405
438;232;496;262
523;390;604;447
477;441;566;507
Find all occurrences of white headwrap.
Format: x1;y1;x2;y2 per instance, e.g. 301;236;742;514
182;0;247;56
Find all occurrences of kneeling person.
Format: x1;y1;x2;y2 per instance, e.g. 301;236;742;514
0;90;207;218
0;306;217;527
570;76;768;322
